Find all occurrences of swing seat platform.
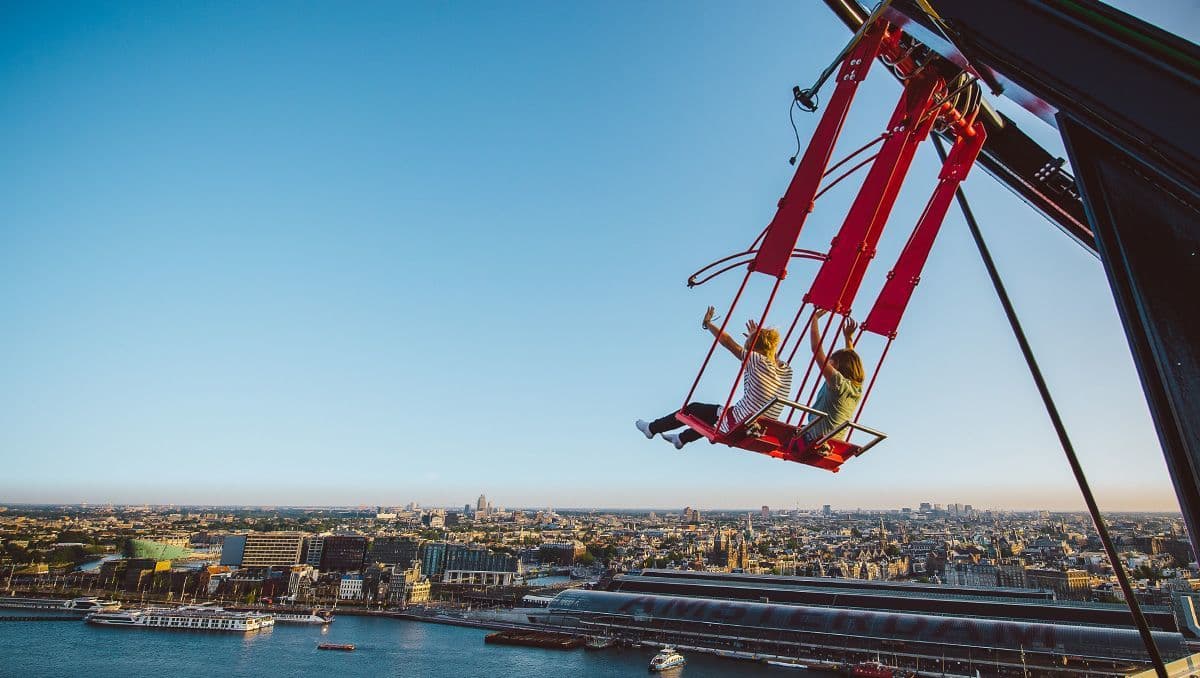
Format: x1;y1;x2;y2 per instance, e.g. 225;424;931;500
676;398;886;473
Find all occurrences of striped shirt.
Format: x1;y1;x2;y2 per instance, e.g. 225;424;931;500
724;352;794;430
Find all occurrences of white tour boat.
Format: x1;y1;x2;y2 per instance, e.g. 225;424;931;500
64;597;122;612
649;647;686;671
85;605;273;632
271;609;333;625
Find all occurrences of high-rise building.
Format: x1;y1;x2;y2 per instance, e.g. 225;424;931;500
320;536;368;572
477;494;487;515
822;505;833;517
421;542;448;579
539;541;586;566
302;536;324;567
241;533;304;568
419;542;518;578
369;537;422;567
220;535;246;567
761;506;771;520
919;502;932;512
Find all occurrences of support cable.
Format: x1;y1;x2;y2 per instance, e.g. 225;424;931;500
932;135;1168;678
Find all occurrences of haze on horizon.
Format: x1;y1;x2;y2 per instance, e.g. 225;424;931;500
2;1;1196;514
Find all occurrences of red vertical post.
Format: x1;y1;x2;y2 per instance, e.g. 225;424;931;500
862;123;987;339
750;22;890;280
805;71;943;314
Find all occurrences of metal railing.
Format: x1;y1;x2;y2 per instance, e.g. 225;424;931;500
744;397;887;456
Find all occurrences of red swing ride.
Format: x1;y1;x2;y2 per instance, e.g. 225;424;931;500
673;17;986;473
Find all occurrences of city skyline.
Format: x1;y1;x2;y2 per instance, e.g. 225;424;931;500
0;496;1183;514
3;2;1197;511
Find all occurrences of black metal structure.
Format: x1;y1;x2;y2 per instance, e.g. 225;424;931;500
822;0;1200;562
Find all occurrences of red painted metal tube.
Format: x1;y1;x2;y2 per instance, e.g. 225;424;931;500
805;71;943;315
861;122;987;338
750;21;888;280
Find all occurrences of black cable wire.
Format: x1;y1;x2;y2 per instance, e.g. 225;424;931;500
789;99;804;165
932;134;1168;678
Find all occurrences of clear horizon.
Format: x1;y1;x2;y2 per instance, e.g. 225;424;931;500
0;501;1186;515
0;491;1183;514
2;1;1196;513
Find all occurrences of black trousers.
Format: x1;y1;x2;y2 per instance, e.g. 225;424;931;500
649;402;720;445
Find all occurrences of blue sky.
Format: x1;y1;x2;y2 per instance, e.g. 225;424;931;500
2;1;1196;510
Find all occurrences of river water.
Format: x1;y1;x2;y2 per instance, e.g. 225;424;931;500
0;609;827;677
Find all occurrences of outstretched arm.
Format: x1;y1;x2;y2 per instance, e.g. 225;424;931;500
811;310;838;381
703;306;745;360
843;316;858;350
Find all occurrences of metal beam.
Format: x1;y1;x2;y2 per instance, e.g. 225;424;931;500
824;0;1200;557
1060;119;1200;564
819;0;1095;251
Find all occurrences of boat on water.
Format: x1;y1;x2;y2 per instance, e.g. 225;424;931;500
850;661;899;678
584;636;616;650
485;630;584;649
63;597;122;612
0;596;121;612
317;643;355;651
766;660;809;669
648;647;686;671
272;609;333;625
85;605;274;633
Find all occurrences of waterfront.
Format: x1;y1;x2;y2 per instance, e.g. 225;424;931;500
0;609;829;677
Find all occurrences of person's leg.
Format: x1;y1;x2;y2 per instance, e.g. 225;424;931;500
672;403;720;446
646;411;685;436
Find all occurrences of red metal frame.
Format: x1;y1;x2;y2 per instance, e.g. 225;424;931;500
750;22;889;280
805;70;943;315
674;19;987;473
862;122;988;338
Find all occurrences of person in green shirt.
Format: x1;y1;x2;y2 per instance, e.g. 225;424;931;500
801;309;866;453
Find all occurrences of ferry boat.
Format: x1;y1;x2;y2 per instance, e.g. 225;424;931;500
0;596;120;612
272;609;333;625
584;635;616;650
765;660;809;670
648;647;686;671
63;597;122;612
850;661;898;678
85;606;273;632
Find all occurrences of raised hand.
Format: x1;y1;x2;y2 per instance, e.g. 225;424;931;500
703;306;719;330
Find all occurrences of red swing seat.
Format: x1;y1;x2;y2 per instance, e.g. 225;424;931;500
675;398;887;473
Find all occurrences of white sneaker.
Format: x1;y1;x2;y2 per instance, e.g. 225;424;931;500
662;433;685;450
635;419;655;439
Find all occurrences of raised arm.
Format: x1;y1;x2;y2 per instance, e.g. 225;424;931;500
810;309;838;381
703;306;745;360
842;316;858;350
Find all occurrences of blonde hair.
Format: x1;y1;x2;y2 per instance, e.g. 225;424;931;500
752;327;782;357
829;348;865;384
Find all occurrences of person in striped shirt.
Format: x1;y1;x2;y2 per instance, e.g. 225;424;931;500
636;306;793;450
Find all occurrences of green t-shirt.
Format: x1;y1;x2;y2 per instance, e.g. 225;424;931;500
805;371;863;443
